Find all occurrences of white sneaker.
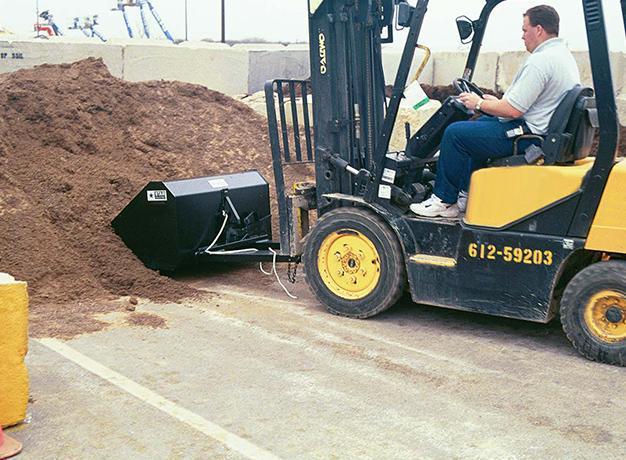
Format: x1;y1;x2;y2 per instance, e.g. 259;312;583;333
410;194;460;218
457;190;469;213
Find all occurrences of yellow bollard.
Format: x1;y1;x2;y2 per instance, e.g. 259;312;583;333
0;273;29;427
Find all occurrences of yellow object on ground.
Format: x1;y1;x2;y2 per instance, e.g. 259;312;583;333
586;160;626;254
0;274;29;427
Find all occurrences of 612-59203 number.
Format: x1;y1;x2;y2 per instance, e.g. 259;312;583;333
468;243;553;266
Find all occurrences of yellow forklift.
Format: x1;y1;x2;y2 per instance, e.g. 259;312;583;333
114;0;625;366
266;0;625;366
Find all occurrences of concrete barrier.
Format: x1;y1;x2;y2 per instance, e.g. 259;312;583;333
382;47;434;85
569;51;625;92
0;38;123;78
432;52;499;89
247;47;310;94
498;50;625;126
123;43;310;95
497;50;623;93
178;41;231;50
611;52;626;95
496;51;526;93
0;273;29;427
617;93;626;127
123;42;250;95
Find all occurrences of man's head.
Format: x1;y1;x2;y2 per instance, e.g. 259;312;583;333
522;5;560;52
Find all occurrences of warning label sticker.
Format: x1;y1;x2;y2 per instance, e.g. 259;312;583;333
208;179;228;189
147;190;167;202
378;184;392;200
382;168;396;184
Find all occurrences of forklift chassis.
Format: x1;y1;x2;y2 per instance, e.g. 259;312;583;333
264;0;626;365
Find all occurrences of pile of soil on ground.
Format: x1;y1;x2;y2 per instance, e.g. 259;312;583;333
0;58;310;337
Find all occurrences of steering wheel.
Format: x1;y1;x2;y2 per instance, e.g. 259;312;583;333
453;78;484;97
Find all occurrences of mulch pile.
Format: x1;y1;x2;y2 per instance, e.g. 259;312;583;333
0;58;309;337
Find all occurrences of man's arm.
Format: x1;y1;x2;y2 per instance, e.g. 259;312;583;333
459;92;524;118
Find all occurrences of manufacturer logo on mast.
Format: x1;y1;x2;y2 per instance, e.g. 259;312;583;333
319;31;327;75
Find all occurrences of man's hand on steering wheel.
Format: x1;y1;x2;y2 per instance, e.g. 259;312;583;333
459;91;483;111
452;78;488;112
452;78;484;97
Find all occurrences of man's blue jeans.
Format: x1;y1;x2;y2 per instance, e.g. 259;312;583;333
433;116;541;204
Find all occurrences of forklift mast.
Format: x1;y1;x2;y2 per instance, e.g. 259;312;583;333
307;0;391;203
307;0;428;213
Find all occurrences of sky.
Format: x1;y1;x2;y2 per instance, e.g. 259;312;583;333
0;0;624;51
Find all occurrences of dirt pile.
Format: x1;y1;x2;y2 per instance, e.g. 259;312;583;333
0;58;301;337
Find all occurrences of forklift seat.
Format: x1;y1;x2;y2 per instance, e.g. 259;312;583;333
465;158;595;229
465;86;599;229
490;85;598;167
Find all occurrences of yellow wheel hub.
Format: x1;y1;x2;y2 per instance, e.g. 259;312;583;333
584;290;626;343
317;230;381;300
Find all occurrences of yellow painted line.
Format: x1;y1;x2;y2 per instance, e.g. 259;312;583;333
410;254;457;267
36;339;281;460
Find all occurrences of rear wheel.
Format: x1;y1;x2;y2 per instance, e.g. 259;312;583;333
303;207;405;318
561;260;626;366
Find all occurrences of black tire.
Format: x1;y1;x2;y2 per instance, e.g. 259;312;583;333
561;260;626;366
303;206;406;318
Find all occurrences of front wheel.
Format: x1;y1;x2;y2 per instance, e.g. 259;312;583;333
561;260;626;366
303;207;406;318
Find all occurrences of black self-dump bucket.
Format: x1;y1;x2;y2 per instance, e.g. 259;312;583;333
112;170;272;271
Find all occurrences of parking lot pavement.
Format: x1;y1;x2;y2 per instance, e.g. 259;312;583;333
9;266;626;459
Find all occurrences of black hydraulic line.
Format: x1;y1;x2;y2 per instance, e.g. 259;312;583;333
364;0;377;171
569;0;620;237
346;9;362;169
375;36;388;113
371;4;387;156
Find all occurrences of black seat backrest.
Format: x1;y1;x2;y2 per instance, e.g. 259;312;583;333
543;85;598;165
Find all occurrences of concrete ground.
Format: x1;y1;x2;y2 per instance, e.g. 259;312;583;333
7;264;626;459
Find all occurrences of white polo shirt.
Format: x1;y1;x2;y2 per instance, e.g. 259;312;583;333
502;38;581;134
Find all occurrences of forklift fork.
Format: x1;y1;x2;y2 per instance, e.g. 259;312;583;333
265;79;317;258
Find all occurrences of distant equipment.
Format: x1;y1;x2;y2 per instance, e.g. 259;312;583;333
70;15;107;42
34;10;63;37
111;0;174;42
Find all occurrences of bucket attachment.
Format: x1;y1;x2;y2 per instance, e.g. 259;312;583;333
112;171;272;271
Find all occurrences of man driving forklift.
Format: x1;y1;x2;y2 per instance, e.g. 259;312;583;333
411;5;581;218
